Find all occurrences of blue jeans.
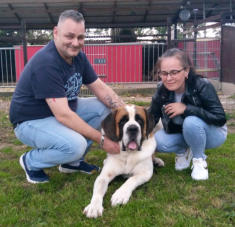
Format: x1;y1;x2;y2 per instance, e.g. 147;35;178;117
155;116;227;159
14;97;110;171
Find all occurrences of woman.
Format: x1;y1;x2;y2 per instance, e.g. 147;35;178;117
149;48;227;180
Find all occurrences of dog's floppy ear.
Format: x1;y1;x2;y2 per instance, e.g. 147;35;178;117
101;110;119;142
145;109;156;137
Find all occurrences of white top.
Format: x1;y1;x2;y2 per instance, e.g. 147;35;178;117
172;92;184;125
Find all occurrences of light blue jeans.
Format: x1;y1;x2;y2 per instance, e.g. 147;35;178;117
155;116;227;159
14;97;110;171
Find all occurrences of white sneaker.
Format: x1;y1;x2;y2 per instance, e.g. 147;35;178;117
191;158;208;180
175;149;193;171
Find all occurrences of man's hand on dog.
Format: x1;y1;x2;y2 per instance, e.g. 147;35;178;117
103;137;120;154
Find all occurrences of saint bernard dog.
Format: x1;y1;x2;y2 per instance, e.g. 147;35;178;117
83;104;164;218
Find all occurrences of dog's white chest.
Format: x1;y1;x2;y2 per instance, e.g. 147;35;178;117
107;147;153;175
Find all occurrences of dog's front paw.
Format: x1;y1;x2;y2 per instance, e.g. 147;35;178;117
111;188;131;207
83;203;103;218
153;157;165;167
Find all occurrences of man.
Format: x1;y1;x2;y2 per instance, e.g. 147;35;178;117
9;10;124;184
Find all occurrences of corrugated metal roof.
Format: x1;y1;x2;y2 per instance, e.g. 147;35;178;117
0;0;233;29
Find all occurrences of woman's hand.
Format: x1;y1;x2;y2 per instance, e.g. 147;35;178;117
164;103;186;118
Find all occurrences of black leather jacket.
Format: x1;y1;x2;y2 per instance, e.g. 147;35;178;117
148;74;227;134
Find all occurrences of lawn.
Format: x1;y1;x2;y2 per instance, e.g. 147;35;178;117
0;96;234;226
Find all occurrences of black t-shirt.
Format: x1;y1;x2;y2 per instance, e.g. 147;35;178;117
10;40;98;125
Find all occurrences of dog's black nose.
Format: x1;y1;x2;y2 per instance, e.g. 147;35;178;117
127;125;138;137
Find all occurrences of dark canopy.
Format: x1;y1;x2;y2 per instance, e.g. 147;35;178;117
0;0;234;30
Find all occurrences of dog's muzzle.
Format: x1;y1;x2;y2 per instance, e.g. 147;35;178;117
126;125;140;150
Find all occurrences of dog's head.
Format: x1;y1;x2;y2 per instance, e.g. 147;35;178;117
102;105;155;151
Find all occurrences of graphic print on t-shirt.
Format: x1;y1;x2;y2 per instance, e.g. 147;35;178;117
65;72;82;100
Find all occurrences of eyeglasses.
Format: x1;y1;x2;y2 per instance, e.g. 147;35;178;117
159;68;185;78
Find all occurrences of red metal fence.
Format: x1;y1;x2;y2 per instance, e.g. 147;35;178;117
14;43;165;83
178;39;220;79
0;39;221;86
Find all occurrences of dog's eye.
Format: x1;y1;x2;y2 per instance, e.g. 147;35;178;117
119;115;129;126
135;114;144;126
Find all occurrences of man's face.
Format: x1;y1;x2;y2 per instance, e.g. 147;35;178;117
53;18;85;63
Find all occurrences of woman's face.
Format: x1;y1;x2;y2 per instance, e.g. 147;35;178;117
159;57;189;93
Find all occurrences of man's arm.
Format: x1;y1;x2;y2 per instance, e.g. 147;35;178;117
46;97;120;154
87;78;124;109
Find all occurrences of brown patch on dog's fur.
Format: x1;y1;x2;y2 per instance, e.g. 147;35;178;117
115;107;129;138
135;106;147;137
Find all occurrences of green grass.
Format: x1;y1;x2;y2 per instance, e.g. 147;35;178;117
0;109;235;226
126;100;150;106
229;94;235;100
116;88;156;97
226;112;235;121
